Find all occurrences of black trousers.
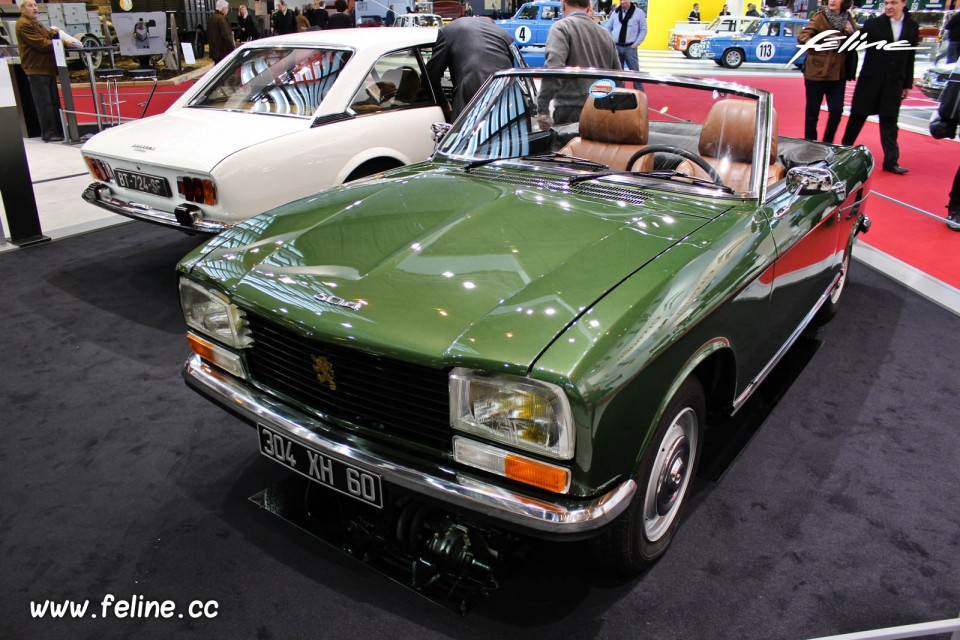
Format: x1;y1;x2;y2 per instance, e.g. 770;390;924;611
842;113;900;168
26;73;62;141
949;164;960;210
804;79;845;144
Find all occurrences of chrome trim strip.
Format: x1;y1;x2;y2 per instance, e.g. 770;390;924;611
82;183;231;234
183;354;637;534
731;269;842;414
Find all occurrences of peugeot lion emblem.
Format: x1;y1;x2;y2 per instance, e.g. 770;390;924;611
311;355;336;391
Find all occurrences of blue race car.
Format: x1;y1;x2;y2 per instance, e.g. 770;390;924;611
496;1;562;49
702;17;808;68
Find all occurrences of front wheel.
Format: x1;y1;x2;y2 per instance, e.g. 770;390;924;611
687;41;703;59
591;377;705;574
721;48;744;69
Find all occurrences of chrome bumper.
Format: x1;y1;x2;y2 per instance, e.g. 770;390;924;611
183;354;637;535
82;183;231;234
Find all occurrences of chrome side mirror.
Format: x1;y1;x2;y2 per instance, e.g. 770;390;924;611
431;122;452;146
776;166;846;218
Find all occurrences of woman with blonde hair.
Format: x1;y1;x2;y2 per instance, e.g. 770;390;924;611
797;0;856;143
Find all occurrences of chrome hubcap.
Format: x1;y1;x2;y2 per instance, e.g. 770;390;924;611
644;407;698;542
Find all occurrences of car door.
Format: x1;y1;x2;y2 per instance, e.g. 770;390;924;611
758;170;845;355
751;20;781;64
335;47;443;180
775;21;802;64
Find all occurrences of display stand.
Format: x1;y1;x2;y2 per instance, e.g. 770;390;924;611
0;61;50;247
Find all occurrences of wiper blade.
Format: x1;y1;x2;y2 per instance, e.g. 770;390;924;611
462;152;609;173
570;169;734;193
521;152;609;170
463;157;505;171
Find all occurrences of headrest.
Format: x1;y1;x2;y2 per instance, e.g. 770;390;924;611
699;99;778;162
578;89;649;145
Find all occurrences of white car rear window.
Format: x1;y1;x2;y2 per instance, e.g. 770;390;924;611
190;47;353;117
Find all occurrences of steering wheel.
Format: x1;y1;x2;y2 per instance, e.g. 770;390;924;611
626;145;725;187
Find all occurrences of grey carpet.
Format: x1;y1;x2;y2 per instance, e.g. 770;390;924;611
1;223;957;640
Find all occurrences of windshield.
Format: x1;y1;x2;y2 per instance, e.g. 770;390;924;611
707;17;721;30
743;21;761;35
189;47;353;117
436;70;771;195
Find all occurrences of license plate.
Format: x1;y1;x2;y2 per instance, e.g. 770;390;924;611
115;169;171;197
258;425;383;508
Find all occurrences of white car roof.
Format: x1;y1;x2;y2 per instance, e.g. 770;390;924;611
247;26;439;51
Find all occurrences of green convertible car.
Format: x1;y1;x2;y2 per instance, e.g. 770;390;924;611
178;69;873;574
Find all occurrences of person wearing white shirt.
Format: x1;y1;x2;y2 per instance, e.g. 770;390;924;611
841;0;919;174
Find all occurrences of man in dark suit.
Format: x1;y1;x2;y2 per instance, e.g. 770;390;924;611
841;0;919;174
272;0;298;35
425;17;515;120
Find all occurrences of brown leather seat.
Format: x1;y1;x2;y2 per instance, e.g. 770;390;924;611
676;98;785;193
559;89;653;171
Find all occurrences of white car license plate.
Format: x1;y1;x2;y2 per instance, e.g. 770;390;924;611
115;169;171;197
258;425;383;508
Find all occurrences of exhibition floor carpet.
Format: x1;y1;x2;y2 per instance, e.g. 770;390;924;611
1;222;958;640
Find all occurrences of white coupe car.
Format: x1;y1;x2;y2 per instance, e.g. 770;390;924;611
81;29;446;233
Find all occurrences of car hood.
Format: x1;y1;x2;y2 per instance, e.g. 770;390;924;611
185;167;727;373
81;108;304;174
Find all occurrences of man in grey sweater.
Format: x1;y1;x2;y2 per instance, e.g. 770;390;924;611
536;0;621;128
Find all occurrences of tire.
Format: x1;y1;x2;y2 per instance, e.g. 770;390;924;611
714;59;724;66
591;377;705;574
79;34;103;69
721;48;744;69
682;48;693;59
687;41;703;59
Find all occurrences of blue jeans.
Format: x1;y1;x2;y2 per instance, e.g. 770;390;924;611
616;44;639;71
948;41;960;65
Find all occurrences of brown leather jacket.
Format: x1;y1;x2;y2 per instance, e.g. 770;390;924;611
16;15;58;76
798;11;856;82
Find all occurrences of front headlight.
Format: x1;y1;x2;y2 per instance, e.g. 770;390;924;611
179;278;252;348
450;368;574;460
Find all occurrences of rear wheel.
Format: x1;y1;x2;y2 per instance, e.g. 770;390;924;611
591;377;705;574
79;34;103;69
687;41;704;59
721;48;744;68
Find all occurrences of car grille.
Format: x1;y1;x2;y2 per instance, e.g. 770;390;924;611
245;314;453;450
468;166;649;206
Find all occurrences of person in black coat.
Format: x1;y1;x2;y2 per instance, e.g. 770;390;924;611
840;0;918;174
237;4;260;41
425;16;514;120
327;0;354;28
272;0;298;34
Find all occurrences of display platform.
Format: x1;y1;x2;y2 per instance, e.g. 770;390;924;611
0;222;957;639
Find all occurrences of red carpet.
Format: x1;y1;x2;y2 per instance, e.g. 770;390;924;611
60;74;959;290
720;76;960;290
